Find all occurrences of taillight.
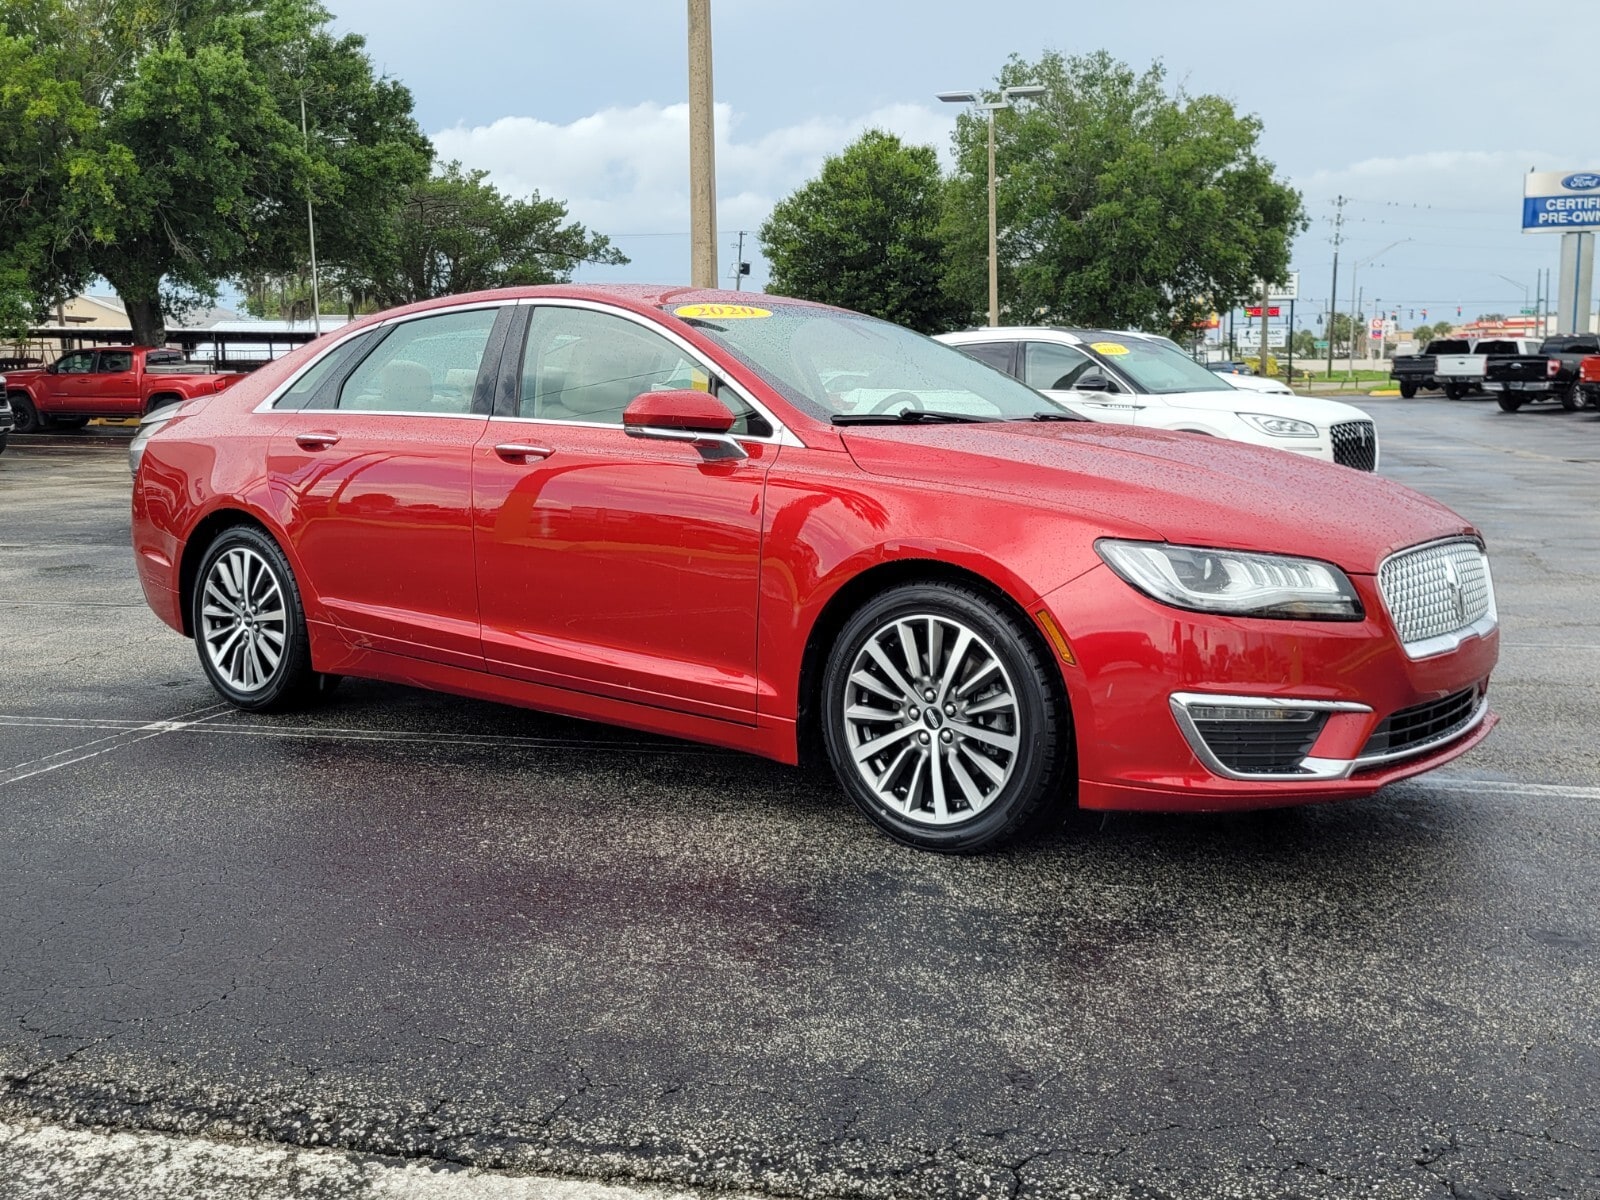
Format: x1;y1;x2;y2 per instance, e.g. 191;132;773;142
1547;358;1561;377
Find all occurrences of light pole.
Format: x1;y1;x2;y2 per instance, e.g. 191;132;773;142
300;92;321;335
938;84;1046;327
1347;239;1409;373
687;0;717;289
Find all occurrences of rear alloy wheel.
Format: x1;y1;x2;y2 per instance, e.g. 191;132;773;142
1560;384;1584;412
192;526;334;711
8;394;44;434
1496;393;1525;413
821;582;1068;852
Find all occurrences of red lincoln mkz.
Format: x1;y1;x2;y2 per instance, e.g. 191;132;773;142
130;286;1499;851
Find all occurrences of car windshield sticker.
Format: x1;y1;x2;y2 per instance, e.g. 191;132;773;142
673;303;771;319
1090;341;1130;355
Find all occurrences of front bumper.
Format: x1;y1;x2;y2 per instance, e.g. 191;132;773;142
1040;564;1499;813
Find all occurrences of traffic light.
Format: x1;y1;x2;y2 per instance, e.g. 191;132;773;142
1421;309;1427;318
1456;306;1462;317
1409;309;1415;319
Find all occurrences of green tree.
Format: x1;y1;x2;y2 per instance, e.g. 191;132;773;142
943;51;1306;336
345;162;626;308
1290;328;1318;359
759;130;963;334
0;0;432;345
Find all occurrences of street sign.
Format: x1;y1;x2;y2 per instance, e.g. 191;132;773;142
1245;306;1282;318
1522;170;1600;233
1257;273;1299;302
1520;307;1536;315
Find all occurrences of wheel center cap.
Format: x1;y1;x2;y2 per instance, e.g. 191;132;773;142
923;708;944;730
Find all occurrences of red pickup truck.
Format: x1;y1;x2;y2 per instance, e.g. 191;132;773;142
5;346;243;433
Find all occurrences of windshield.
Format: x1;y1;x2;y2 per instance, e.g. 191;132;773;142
1083;337;1234;394
672;304;1067;421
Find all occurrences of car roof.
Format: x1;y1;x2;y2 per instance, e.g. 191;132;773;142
937;326;1147;346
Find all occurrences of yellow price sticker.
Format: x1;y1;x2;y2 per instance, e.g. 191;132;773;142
673;303;772;320
1090;341;1130;355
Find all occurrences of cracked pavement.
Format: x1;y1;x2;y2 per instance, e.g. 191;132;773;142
0;401;1597;1199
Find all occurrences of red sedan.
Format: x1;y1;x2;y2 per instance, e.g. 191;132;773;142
130;286;1499;852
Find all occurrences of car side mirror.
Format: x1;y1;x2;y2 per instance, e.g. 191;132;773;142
1074;373;1112;393
622;389;746;460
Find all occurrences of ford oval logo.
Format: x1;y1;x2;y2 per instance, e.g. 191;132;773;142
1563;173;1600;191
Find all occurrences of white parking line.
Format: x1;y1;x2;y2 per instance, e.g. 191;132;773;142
0;711;731;775
1408;776;1600;801
0;703;231;788
0;1118;751;1200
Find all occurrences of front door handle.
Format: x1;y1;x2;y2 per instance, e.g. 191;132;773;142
295;431;340;450
494;442;554;462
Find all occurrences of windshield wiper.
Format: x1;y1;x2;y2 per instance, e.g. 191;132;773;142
832;410;998;425
1020;410;1087;422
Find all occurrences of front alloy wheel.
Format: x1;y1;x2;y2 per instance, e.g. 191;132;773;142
822;582;1068;852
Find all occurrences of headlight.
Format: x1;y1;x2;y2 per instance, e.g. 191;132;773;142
1239;412;1317;438
1096;540;1364;620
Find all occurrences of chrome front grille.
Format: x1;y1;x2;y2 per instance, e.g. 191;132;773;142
1378;540;1495;656
1330;420;1377;471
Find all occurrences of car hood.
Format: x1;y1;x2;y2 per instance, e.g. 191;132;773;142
839;421;1470;574
1148;388;1370;422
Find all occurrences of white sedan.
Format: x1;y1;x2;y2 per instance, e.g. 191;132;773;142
936;327;1377;471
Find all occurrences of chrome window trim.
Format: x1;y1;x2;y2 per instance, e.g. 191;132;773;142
1169;692;1372;783
505;296;804;448
252;298;508;415
1377;536;1498;660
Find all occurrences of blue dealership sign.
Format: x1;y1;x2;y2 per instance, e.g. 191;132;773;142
1523;170;1600;232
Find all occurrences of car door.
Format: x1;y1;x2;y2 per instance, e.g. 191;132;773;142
268;303;508;670
1022;341;1139;424
46;349;98;410
472;302;778;723
89;349;140;415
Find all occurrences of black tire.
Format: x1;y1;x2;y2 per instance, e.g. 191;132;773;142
1445;383;1467;400
145;394;183;414
190;525;338;712
1496;393;1525;413
820;581;1071;853
1399;381;1417;399
1560;384;1583;412
8;393;44;434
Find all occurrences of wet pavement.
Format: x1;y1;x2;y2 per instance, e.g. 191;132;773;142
0;397;1597;1200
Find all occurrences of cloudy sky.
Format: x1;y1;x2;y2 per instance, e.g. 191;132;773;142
327;0;1600;324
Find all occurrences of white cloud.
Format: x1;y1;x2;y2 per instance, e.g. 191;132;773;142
429;101;956;284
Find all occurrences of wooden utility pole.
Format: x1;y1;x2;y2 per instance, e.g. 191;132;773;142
687;0;717;289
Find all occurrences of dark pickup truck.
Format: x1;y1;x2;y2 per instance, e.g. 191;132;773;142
1485;333;1600;412
1389;338;1471;398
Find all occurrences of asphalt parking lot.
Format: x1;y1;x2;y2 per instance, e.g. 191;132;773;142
1;396;1597;1200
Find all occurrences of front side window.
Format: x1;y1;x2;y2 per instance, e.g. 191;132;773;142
338;307;499;414
97;350;134;373
1023;342;1097;391
519;306;770;435
56;351;95;375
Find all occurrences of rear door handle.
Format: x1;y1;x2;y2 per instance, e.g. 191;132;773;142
295;431;340;450
494;442;553;462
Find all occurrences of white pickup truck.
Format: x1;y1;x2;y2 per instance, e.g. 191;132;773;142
1434;337;1541;400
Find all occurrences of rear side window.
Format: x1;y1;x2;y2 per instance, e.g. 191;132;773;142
273;332;378;410
98;350;134;373
339;308;499;414
956;341;1016;376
